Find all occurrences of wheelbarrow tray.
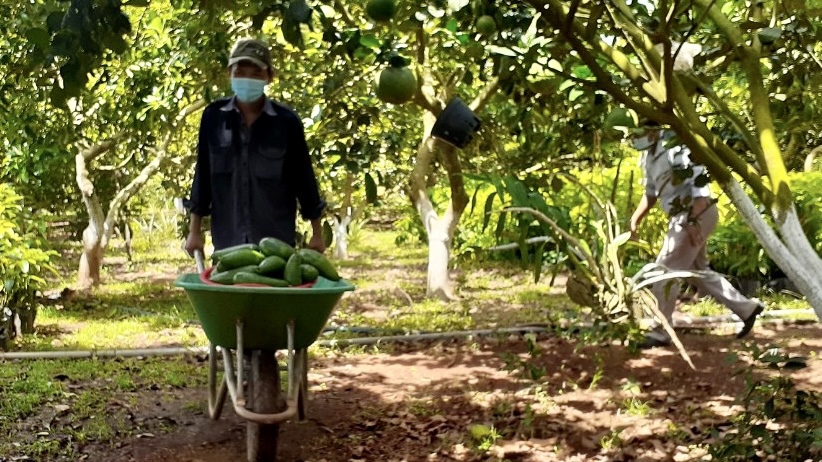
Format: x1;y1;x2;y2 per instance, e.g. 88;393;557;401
175;273;354;350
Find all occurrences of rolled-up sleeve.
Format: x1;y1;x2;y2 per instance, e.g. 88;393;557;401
187;108;213;216
286;116;326;220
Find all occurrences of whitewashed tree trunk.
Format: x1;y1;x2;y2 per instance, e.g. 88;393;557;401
412;187;459;300
332;210;352;260
75;140;117;289
723;179;822;319
76;148;162;289
409;120;466;301
404;62;497;299
78;216;106;289
426;215;455;299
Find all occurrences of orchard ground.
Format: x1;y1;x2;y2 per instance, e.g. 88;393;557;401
1;228;819;462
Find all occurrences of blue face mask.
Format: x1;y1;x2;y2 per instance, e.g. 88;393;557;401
632;134;654;150
231;77;267;103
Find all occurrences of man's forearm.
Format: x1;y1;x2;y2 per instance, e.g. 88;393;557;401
689;196;711;219
311;218;322;236
631;195;655;226
189;213;203;235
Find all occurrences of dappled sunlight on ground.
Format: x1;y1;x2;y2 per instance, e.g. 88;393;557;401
66;325;821;462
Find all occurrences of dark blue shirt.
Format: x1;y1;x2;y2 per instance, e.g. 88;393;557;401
187;97;325;250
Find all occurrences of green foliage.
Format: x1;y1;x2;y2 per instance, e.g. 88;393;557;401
469;423;502;452
0;184;57;347
2;0;228;245
459;157;671;276
501;332;546;382
787;172;822;255
708;344;821;461
460;173;575;275
365;0;396;23
600;429;624;450
709;213;772;279
27;0;133;103
130;206;188;254
465;172;704;363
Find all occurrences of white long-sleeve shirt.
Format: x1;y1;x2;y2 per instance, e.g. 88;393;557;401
639;132;711;217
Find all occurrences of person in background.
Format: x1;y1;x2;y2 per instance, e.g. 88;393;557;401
629;122;764;348
184;38;326;257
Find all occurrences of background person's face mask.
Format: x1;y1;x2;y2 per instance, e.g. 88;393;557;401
632;134;654;150
231;77;267;103
632;128;662;150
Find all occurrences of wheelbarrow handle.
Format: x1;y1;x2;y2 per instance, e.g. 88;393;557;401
194;249;206;273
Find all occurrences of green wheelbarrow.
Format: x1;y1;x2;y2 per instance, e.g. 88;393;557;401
174;251;354;461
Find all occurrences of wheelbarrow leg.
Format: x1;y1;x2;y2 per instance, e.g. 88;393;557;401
208;343;228;420
297;348;308;421
247;350;284;461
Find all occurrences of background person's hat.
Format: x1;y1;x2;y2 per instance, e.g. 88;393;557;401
228;38;272;70
639;118;661;128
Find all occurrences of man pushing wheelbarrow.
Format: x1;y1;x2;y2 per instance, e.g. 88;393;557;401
176;38;352;462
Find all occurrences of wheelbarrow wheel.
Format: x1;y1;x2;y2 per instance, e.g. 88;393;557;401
247;350;284;461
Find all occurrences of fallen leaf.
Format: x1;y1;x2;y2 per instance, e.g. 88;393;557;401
52;404;70;414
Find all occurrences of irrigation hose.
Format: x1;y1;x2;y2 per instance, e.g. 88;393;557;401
0;311;816;361
0;346;209;360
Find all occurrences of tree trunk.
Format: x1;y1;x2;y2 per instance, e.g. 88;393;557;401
407;78;495;299
724;179;822;319
76;154;165;288
409;128;467;301
75;151;109;289
78;225;104;289
332;211;351;260
333;173;355;260
405;54;496;299
425;212;455;300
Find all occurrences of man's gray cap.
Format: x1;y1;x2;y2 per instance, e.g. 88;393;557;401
228;38;272;70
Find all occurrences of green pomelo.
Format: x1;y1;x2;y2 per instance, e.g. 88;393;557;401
375;66;417;105
465;42;484;59
366;0;396;23
476;15;497;36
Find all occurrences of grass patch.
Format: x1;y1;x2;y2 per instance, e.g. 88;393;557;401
0;356;208;459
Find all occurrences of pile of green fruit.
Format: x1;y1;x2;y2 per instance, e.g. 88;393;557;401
207;237;340;287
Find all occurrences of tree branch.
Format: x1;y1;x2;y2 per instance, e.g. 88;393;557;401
412;26;440;113
79;130;127;163
333;0;357;27
695;0;791;215
469;76;500;112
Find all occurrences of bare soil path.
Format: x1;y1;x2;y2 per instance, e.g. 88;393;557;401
76;324;820;462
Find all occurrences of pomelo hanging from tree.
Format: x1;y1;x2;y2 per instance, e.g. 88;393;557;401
375;56;417;105
366;0;396;23
475;15;496;36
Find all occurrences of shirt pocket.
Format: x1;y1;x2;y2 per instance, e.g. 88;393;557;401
253;147;286;180
209;145;234;174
